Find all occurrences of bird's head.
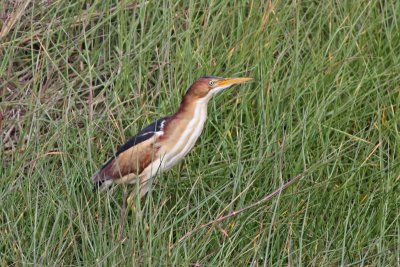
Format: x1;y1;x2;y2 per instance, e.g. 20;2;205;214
186;76;253;100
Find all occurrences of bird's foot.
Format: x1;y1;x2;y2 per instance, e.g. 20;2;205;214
126;194;138;212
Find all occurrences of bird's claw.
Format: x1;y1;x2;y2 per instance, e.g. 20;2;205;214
126;194;137;212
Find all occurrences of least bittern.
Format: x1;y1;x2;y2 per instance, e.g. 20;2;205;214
92;76;253;202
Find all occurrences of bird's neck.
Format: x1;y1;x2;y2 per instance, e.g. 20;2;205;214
174;94;211;120
160;94;209;150
157;94;210;167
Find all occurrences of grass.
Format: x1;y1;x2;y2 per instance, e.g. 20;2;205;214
1;0;399;265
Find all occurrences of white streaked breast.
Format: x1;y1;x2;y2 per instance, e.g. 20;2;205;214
161;98;209;171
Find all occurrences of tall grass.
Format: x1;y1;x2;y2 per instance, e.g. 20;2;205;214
1;0;399;265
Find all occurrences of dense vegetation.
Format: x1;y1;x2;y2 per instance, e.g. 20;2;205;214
1;0;399;265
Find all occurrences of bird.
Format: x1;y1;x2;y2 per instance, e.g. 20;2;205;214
91;76;253;202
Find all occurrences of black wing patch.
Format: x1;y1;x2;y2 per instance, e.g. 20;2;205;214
100;117;168;170
115;117;168;156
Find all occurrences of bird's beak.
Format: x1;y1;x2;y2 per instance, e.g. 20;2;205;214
217;77;254;87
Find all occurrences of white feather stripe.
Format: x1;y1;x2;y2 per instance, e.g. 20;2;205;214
172;102;207;159
161;99;208;170
140;98;209;178
163;109;199;159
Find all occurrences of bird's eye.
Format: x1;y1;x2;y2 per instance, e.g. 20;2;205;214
208;80;215;86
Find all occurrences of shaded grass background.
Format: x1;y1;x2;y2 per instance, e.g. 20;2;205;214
1;0;399;265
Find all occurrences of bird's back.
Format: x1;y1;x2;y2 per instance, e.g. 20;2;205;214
92;117;168;188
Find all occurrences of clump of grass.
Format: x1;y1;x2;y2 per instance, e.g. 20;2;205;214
1;0;399;265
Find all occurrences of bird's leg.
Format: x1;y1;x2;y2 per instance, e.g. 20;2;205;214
118;190;128;241
126;175;153;211
114;173;138;210
126;185;139;212
139;177;153;198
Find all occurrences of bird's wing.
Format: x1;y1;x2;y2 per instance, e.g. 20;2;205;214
92;117;168;186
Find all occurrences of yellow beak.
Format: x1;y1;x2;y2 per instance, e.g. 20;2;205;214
217;77;254;87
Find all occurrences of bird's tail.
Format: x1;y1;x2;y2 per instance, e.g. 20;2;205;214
91;170;113;192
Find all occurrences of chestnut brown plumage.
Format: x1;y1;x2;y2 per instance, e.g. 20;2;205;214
92;76;253;199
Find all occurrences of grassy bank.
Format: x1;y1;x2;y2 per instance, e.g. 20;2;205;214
1;0;399;265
